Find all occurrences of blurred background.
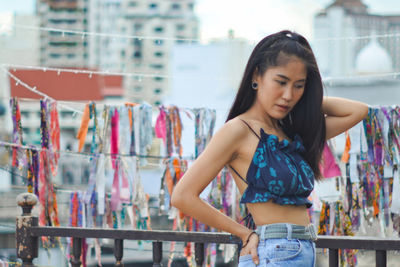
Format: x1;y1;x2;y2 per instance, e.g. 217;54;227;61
1;0;400;266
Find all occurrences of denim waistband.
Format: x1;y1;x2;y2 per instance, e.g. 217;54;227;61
255;223;318;241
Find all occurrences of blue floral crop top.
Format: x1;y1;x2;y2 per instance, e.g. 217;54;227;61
229;120;314;208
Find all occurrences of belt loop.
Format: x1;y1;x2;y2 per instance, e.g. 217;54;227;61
286;223;292;240
308;224;318;241
260;225;267;241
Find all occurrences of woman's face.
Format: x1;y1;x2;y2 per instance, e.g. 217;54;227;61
254;56;306;121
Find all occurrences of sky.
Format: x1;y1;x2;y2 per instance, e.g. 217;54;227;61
1;0;400;41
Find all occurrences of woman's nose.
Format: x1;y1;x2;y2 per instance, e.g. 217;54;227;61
282;87;293;101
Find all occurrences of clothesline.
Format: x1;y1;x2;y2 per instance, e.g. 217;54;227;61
2;68;229;119
0;140;195;161
9;23;400;43
1;62;235;81
3;62;400;82
2;67;84;114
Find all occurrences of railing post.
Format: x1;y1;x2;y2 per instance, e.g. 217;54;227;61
376;250;387;267
70;238;82;267
152;241;163;267
114;239;124;267
16;193;39;267
195;243;204;267
329;248;338;267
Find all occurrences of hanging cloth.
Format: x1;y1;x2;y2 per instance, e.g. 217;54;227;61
320;142;341;178
169;106;183;156
155;106;167;143
193;108;216;158
10;97;24;168
76;103;91;152
341;131;351;163
49;101;60;176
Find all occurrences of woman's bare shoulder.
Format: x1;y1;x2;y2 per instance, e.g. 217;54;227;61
204;117;250;163
218;117;250;141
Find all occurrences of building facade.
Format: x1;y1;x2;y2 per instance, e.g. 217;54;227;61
313;0;400;77
121;0;199;105
37;0;199;105
36;0;89;68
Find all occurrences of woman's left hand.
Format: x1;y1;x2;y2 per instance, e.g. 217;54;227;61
240;232;260;265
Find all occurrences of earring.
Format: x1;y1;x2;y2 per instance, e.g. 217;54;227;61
251;82;258;89
289;113;293;125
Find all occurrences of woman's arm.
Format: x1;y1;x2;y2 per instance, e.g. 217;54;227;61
171;119;259;262
323;96;369;140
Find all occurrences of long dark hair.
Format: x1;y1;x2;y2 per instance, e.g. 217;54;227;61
226;30;326;180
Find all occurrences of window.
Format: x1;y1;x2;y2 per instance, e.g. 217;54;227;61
154;101;161;106
176;24;185;31
120;50;126;57
21;111;30;118
82;166;90;184
134;86;143;92
129;1;137;7
149;3;158;9
61;111;73;118
150;64;163;69
133;51;142;58
134;24;143;31
154;39;164;45
49;41;77;47
49;19;63;24
175;36;186;44
188;3;194;10
49;31;62;36
50;53;61;58
154;51;163;57
154;77;163;82
154;27;163;33
154;88;162;94
67;19;78;24
171;3;181;10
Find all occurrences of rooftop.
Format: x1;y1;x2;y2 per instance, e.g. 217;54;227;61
9;69;123;101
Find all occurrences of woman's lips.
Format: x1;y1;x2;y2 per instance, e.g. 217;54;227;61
276;104;289;111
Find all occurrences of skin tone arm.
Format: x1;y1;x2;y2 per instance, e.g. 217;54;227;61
324;96;369;140
171;119;260;264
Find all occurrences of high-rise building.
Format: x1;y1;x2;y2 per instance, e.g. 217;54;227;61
121;0;199;105
36;0;89;68
88;0;125;71
37;0;199;105
0;13;40;134
313;0;400;77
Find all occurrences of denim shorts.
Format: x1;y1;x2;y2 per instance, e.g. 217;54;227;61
238;224;316;267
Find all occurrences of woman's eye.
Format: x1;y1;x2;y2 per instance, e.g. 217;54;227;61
295;84;305;89
276;80;286;85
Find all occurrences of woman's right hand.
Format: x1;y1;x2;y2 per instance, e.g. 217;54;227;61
240;232;260;265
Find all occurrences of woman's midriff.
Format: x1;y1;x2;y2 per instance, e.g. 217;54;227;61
246;200;310;226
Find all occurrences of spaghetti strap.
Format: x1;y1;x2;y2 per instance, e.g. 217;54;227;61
240;119;261;140
229;165;248;184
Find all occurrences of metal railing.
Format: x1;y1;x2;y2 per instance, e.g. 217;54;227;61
15;193;400;267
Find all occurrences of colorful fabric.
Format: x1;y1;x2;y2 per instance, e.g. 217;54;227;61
320;143;341;178
230;120;314;207
76;103;90;152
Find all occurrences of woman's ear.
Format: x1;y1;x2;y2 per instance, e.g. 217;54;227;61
252;68;260;84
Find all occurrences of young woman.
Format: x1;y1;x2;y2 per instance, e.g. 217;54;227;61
171;30;368;266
